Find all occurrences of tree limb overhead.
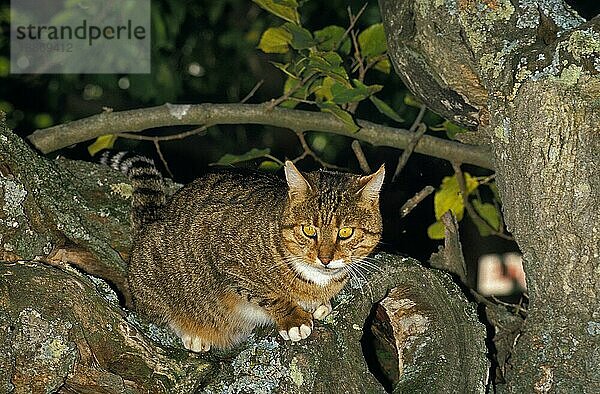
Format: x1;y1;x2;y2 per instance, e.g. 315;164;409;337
27;103;494;169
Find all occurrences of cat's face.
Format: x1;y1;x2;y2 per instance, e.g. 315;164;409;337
281;161;384;286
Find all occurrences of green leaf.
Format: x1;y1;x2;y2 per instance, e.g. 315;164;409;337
253;0;300;24
152;12;168;47
307;51;349;84
358;23;387;58
317;101;360;132
353;79;383;95
258;160;282;171
369;96;404;123
472;200;502;236
427;221;446;240
329;80;381;104
283;23;315;50
489;181;501;203
331;83;368;104
270;61;297;79
33;113;53;128
372;57;391;74
215;148;271;165
442;120;467;140
0;56;9;77
258;27;292;53
403;93;423;108
433;173;478;221
314;76;335;101
280;76;310;108
314;25;351;54
88;134;117;156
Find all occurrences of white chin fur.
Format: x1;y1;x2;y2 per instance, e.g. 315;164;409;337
292;260;345;286
327;259;346;269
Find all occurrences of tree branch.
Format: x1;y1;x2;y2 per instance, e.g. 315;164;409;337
351;140;372;173
399;185;434;218
28;103;494;169
292;130;343;169
392;122;428;182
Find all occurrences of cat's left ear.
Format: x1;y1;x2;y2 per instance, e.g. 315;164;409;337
284;160;311;198
357;164;385;202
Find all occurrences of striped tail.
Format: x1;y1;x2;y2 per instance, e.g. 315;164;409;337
100;151;166;234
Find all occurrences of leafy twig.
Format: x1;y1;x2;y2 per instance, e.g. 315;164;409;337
392;105;428;181
265;73;316;110
153;139;174;178
477;173;497;185
346;6;369;114
241;80;265;104
337;4;368;53
117;124;210;142
491;295;528;317
452;162;514;241
410;105;427;132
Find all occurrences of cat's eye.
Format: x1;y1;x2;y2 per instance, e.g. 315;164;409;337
302;225;317;238
338;227;354;240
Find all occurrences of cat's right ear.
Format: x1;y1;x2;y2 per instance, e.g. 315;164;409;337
284;161;311;198
356;164;385;203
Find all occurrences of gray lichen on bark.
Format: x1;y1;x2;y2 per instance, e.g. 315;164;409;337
0;261;214;393
379;0;599;391
0;115;489;392
0;174;53;260
0;255;488;393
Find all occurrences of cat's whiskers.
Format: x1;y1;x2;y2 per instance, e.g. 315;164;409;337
348;262;375;301
346;264;374;301
350;257;383;274
345;265;364;298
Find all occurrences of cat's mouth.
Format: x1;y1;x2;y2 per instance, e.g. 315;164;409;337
290;259;347;286
315;258;346;270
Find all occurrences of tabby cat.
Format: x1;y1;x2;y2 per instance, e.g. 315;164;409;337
106;152;385;352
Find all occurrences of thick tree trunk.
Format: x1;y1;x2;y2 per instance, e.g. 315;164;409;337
379;0;600;391
0;120;488;392
492;76;599;393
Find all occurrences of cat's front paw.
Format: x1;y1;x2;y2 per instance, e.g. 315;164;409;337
277;308;313;342
169;322;212;352
181;333;211;352
279;324;312;342
182;335;211;353
312;303;332;320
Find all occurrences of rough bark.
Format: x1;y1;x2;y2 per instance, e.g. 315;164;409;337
0;120;488;392
0;254;487;393
379;0;600;391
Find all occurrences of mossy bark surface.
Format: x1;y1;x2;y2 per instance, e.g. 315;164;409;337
0;119;488;392
379;0;600;391
0;255;487;393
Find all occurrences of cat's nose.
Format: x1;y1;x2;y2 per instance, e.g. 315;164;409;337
320;256;332;265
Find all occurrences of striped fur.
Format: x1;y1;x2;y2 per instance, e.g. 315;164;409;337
128;160;385;351
100;151;166;233
100;151;385;351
